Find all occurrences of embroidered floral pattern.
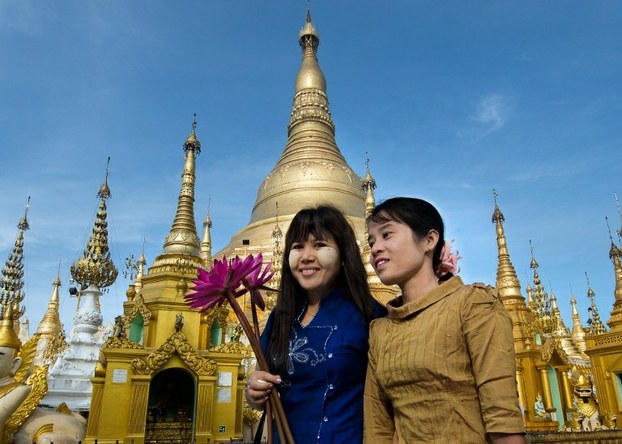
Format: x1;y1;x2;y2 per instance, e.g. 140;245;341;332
287;329;327;375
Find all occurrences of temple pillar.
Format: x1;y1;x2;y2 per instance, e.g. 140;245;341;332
126;375;151;444
539;367;555;412
195;377;216;444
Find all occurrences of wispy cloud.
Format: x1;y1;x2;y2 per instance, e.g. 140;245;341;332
458;94;514;143
473;94;512;133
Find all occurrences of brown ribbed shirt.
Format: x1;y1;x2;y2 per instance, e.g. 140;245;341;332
364;276;525;443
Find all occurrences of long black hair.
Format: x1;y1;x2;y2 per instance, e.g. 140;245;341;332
368;197;451;281
267;205;374;376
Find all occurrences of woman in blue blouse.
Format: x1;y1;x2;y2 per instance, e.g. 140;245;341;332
245;205;385;443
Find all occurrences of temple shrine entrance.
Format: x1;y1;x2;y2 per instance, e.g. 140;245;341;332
145;368;196;443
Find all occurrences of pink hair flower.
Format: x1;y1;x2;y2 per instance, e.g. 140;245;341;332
437;240;461;278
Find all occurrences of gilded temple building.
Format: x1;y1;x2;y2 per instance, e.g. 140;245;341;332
492;191;622;435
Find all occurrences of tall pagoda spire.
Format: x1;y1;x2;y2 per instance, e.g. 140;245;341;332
36;274;62;336
160;114;202;259
247;10;366;226
201;211;213;267
1;197;30;322
550;291;570;336
362;155;377;218
585;272;607;335
570;290;587;353
605;217;622;330
491;190;525;305
550;289;584;358
34;272;67;365
70;159;118;289
529;242;553;336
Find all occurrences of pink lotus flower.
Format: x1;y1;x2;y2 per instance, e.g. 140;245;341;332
185;255;262;311
437;240;461;277
243;253;275;311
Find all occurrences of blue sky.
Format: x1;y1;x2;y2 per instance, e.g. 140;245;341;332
1;1;621;334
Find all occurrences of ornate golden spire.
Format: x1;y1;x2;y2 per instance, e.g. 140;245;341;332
1;197;30;320
570;290;587;353
585;272;607;335
550;291;570;336
0;300;21;349
529;241;553;335
159;115;202;259
200;202;213;267
35;274;63;336
362;155;377;218
248;12;365;226
135;242;147;293
605;217;622;330
272;203;284;277
550;289;583;357
491;190;525;305
70;159;118;289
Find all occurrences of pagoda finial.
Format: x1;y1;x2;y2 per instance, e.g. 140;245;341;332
549;287;570;336
605;216;622;330
585;272;607;335
362;153;377;218
569;284;588;353
35;273;63;337
70;162;118;289
615;192;622;241
1;197;31;320
490;190;523;305
201;196;213;267
158;116;202;260
529;241;553;335
98;157;111;199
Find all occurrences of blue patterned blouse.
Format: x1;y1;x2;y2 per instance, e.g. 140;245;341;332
261;289;386;443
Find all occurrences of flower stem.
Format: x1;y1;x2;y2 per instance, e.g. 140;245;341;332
226;291;295;444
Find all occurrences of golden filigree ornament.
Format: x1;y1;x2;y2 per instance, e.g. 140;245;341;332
70;160;118;289
243;405;263;426
209;341;248;355
131;331;216;376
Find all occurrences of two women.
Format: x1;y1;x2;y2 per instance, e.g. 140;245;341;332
246;198;525;443
364;197;525;443
245;205;385;443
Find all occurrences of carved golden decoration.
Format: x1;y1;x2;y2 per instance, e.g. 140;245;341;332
209;341;248;355
243;405;262;425
131;331;216;376
13;334;39;383
145;419;192;443
56;402;73;415
541;338;572;366
42;329;68;364
123;293;152;327
103;336;144;350
33;424;53;442
4;365;48;441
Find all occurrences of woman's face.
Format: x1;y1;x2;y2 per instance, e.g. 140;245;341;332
367;218;432;289
288;233;341;302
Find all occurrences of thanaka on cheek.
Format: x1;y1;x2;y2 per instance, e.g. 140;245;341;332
317;247;339;269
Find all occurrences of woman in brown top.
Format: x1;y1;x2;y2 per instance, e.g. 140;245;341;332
364;197;526;444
